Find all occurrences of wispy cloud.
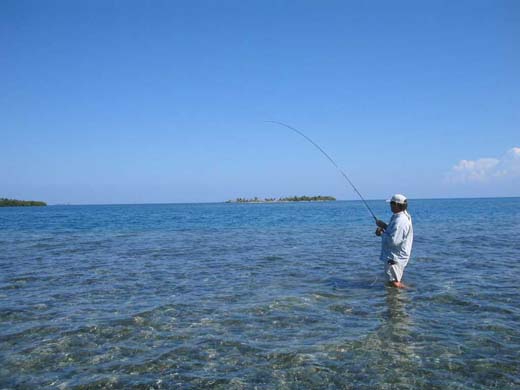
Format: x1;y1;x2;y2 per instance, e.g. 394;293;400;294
447;147;520;183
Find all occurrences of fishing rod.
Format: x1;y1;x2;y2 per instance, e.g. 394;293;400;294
265;121;378;223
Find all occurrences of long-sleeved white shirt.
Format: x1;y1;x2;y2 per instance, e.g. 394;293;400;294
380;210;413;266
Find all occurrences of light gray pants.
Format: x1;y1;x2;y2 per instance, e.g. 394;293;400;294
385;261;405;282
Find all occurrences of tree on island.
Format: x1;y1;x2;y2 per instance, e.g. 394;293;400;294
280;195;335;202
0;198;47;207
226;195;336;203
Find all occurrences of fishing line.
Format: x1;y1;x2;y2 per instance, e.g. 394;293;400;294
265;120;378;222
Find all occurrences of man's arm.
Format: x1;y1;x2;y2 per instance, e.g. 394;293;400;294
376;219;388;229
375;219;388;236
384;218;408;247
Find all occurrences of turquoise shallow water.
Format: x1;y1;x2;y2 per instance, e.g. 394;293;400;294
1;198;519;389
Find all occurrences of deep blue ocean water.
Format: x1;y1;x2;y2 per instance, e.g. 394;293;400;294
1;198;519;389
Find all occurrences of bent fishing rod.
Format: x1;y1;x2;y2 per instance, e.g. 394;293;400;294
265;120;378;223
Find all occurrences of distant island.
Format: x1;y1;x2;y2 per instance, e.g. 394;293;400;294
226;196;336;203
0;198;47;207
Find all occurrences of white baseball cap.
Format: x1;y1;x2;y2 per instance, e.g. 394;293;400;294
386;194;407;204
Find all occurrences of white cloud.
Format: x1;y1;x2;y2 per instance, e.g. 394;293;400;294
447;147;520;183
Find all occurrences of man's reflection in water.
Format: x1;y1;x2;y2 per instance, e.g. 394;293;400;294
374;289;420;387
385;288;412;338
335;289;420;387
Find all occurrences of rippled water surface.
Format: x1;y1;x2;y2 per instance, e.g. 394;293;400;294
1;198;519;389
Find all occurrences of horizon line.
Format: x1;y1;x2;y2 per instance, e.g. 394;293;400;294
46;195;520;206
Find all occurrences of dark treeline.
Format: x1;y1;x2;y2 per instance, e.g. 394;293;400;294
227;196;336;203
0;198;47;207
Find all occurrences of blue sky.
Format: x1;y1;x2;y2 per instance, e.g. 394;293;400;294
1;0;518;204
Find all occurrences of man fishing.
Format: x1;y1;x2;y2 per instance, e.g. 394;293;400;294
375;194;414;288
265;122;414;289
